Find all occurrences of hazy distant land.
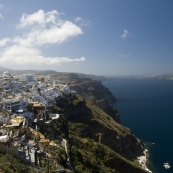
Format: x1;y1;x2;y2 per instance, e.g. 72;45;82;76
1;66;173;81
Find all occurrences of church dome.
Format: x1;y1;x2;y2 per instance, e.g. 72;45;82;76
2;71;11;77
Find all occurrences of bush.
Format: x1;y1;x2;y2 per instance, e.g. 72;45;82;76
0;154;36;173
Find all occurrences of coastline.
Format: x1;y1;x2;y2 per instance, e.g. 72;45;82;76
137;149;152;173
102;79;173;173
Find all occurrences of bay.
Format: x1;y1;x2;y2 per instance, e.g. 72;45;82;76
102;79;173;173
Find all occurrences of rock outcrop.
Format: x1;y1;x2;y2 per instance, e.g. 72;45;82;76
92;99;120;123
70;79;120;123
70;80;116;103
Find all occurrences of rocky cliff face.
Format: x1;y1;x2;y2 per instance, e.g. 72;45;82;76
44;78;147;172
70;80;116;103
55;95;144;161
41;94;146;172
65;79;145;161
41;76;148;172
93;99;120;123
70;80;120;123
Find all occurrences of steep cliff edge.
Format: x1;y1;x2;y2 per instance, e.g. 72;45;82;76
44;78;147;172
48;95;146;172
70;79;120;123
70;80;116;103
64;79;144;160
55;95;144;161
93;99;120;123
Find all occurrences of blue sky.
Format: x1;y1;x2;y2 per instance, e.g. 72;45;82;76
0;0;173;76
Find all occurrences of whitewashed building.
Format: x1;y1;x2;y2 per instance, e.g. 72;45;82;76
19;74;36;82
2;97;30;111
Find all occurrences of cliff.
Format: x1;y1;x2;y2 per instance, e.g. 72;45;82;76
70;79;120;123
44;95;147;173
38;77;147;173
55;95;143;159
70;80;116;103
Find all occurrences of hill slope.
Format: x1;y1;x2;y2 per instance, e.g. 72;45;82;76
43;95;147;173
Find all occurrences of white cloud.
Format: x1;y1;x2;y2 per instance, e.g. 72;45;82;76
14;21;83;46
15;10;83;46
0;38;11;47
0;14;3;20
74;17;90;26
118;54;131;58
0;45;85;65
0;4;3;20
75;17;82;22
18;10;60;28
0;9;86;67
34;21;83;45
121;29;131;38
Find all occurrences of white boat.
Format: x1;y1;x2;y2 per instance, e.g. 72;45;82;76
163;162;171;169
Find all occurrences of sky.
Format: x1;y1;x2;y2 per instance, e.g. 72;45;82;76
0;0;173;76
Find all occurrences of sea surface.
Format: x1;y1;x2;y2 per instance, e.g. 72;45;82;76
102;79;173;173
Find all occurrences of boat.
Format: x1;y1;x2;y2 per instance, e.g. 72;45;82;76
163;162;171;169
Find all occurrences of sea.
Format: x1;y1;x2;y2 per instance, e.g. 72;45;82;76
102;79;173;173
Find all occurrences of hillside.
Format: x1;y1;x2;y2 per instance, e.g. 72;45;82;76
39;94;147;173
0;154;36;173
37;76;147;172
0;66;11;72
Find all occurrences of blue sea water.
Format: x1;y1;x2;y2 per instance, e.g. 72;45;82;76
102;79;173;173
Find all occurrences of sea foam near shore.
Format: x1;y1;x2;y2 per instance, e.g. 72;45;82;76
137;149;152;173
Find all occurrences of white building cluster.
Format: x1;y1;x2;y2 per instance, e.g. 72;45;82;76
0;71;76;111
0;71;75;168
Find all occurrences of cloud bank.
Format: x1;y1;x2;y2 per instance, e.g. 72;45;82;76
0;9;85;66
